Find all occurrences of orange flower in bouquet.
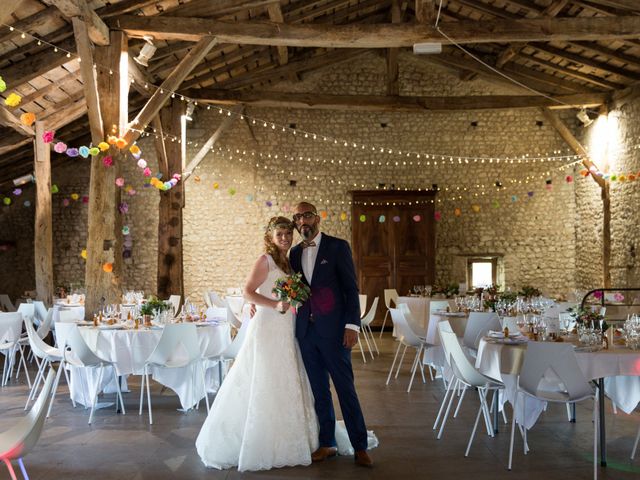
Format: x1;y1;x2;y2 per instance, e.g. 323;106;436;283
272;272;311;313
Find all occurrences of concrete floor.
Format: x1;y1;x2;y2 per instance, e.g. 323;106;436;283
1;334;639;479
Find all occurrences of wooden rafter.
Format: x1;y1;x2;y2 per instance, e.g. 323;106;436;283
0;7;60;45
109;15;640;46
415;0;437;24
0;106;35;136
162;0;279;18
267;2;288;66
44;0;109;45
9;70;80;110
186;88;607;111
123;37;218;146
386;1;403;96
183;104;242;182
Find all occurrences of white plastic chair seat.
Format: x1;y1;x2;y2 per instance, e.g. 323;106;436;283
386;308;430;392
379;288;399;337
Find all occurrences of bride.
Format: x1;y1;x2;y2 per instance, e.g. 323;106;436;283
196;216;319;471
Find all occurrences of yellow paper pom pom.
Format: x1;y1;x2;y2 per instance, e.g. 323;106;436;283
98;142;110;151
20;112;36;126
5;93;22;107
213;182;219;189
80;249;87;259
129;145;141;155
340;212;347;221
70;193;79;201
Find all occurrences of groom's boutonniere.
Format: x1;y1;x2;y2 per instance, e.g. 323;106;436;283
272;272;311;313
320;259;329;265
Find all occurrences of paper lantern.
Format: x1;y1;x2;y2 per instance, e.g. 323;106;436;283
81;195;89;203
102;262;113;273
245;194;254;202
527;191;534;197
118;202;129;214
5;93;21;107
265;200;273;207
20;112;35;126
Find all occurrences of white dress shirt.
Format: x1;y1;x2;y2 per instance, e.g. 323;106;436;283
301;232;359;332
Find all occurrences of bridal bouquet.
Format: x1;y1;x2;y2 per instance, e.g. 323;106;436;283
272;272;311;311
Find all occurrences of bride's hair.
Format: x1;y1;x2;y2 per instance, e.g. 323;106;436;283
264;216;293;274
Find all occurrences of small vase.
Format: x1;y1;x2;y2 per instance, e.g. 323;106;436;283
143;314;152;327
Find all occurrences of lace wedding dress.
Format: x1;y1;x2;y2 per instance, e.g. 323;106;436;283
196;255;319;472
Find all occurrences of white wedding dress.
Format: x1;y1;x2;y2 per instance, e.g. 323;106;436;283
196;255;319;471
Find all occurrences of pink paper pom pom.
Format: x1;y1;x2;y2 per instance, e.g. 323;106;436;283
143;167;152;177
137;159;147;169
54;142;67;153
102;155;113;167
115;177;125;187
42;130;55;143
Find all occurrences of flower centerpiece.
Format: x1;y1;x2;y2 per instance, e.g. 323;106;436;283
140;296;172;324
432;282;459;298
272;272;311;312
519;285;542;299
569;307;608;331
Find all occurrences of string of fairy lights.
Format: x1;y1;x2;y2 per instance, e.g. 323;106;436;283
6;20;639;166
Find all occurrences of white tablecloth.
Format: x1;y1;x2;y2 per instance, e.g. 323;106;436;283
72;323;231;410
476;339;640;428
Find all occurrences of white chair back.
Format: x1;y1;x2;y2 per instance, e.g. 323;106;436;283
220;316;251;360
384;289;398;309
500;316;520;332
208;291;226;308
35;308;54;340
0;294;16;312
426;300;451;344
204;306;227;323
359;294;367;318
224;298;243;329
33;301;48;323
518;341;594;401
389;308;424;348
146;323;200;367
56;323;104;366
0;312;23;345
167;295;181;316
440;328;491;387
361;297;379;327
17;303;35;323
1;369;56;461
24;316;60;361
203;291;213;308
398;303;426;337
463;312;501;351
58;309;82;323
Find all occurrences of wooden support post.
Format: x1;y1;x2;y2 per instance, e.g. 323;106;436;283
156;99;184;300
84;31;128;318
33;122;53;306
541;107;611;287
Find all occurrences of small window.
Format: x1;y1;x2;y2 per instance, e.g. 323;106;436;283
467;258;497;289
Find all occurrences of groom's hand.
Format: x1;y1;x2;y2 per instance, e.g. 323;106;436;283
343;329;358;349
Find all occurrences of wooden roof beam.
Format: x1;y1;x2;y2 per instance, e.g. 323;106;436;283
415;0;437;24
44;0;109;45
0;6;61;44
123;37;218;146
109;15;640;46
185;88;607;111
267;2;288;66
0;105;35;136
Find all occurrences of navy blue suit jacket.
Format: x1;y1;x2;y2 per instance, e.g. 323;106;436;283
290;234;360;340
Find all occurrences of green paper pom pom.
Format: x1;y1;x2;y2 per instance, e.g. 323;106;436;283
0;76;6;93
228;188;236;196
359;214;366;222
89;147;100;156
3;197;11;206
51;184;59;194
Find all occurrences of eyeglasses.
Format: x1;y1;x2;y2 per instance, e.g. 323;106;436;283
292;211;318;222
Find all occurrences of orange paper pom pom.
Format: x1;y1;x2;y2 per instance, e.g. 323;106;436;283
102;262;113;273
20;112;36;126
129;145;140;155
107;135;118;145
115;138;127;149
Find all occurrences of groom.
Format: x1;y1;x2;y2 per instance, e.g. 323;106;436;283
290;202;373;468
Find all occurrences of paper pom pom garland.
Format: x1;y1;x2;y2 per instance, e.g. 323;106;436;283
0;76;6;92
102;262;113;273
42;130;55;143
20;112;35;126
5;92;21;107
54;142;67;153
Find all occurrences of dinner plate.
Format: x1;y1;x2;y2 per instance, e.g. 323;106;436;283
484;336;527;345
97;324;125;330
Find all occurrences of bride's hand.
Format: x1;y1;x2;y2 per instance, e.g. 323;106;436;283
275;300;290;313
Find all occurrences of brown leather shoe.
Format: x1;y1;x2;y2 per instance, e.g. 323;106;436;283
354;450;373;468
311;447;338;462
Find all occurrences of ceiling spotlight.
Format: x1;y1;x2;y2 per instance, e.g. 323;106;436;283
13;173;35;186
413;42;442;55
184;102;195;121
133;36;157;67
577;108;594;127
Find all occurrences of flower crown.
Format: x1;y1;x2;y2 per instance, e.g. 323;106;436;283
267;219;293;232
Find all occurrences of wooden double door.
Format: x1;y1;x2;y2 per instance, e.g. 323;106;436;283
351;190;437;326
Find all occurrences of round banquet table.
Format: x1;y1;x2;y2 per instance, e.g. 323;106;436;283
70;322;231;410
475;337;640;465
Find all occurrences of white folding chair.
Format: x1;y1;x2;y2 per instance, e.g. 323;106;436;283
379;289;398;338
386;308;429;392
632;424;640;460
16;304;35;326
500;316;520;332
56;323;125;424
437;324;504;456
0;369;56;480
208;291;226;308
0;294;16;312
508;341;598;479
139;323;208;424
33;301;48;325
23;316;73;417
1;313;24;387
203;292;213;308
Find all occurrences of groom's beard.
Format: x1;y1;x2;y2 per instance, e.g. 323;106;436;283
299;224;317;240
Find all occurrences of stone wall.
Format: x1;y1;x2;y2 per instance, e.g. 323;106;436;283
6;51;638;304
